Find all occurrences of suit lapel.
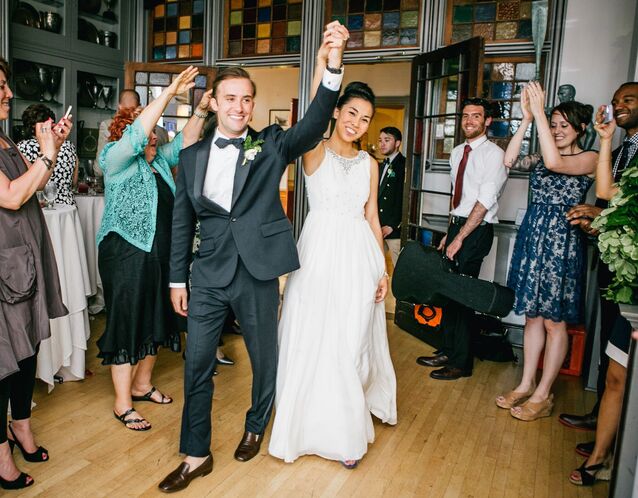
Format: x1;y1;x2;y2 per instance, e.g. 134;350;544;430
231;127;258;208
193;135;228;214
378;157;392;198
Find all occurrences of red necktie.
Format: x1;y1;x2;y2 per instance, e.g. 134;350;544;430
452;144;472;209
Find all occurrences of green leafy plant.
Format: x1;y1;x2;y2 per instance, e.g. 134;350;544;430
592;156;638;304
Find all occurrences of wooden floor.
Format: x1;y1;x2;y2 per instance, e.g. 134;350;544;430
11;313;609;498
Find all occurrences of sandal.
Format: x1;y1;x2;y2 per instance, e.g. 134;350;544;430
510;394;554;421
113;408;151;431
495;387;535;409
340;460;359;469
0;472;34;490
131;386;172;404
8;422;49;462
569;461;612;486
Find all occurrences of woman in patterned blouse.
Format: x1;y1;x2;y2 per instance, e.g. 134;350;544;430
18;104;78;205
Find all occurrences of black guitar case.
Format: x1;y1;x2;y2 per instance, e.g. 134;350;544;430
392;241;515;317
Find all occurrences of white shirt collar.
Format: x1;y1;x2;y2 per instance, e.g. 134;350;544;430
465;134;488;150
213;128;249;142
386;151;399;163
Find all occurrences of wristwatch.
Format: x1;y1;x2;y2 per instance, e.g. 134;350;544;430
38;153;54;170
326;64;343;74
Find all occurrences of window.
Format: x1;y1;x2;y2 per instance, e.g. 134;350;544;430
150;0;205;61
325;0;421;50
225;0;304;58
446;0;536;44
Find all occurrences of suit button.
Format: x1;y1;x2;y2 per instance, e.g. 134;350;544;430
231;217;237;222
383;197;387;200
380;209;384;212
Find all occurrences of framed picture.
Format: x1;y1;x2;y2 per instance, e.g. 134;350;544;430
269;109;291;129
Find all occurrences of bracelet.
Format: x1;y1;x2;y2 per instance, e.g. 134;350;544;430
193;108;209;119
38;153;54;170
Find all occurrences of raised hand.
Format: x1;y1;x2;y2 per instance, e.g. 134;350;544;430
168;65;199;96
52;116;72;148
35;119;59;158
520;85;533;122
324;21;349;68
196;88;213;114
593;104;616;141
526;81;546;119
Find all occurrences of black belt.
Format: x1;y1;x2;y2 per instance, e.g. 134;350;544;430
450;215;488;226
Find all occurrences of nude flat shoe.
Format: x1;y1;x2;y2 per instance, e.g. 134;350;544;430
495;386;535;409
510;394;554;421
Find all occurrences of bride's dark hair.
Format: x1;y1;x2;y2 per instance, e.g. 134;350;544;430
336;81;376;111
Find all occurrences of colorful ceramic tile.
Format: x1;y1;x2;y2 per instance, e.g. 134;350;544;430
286;36;300;52
259;0;272;6
229;25;242;40
474;3;496;21
364;30;381;47
178;45;190;58
257;39;271;53
495;21;517;39
491;82;513;99
400;28;417;45
231;0;243;9
257;23;271;38
166;31;177;44
167;3;178;16
192;43;203;57
289;3;302;19
154;32;165;46
272;21;286;37
517;19;532;38
153;47;165;60
272;37;285;53
515;62;536;80
179;30;190;43
520;1;531;19
331;0;347;14
400;10;418;28
452;5;473;23
383;11;400;28
381;28;399;46
367;0;382;11
244;8;257;22
166;45;177;59
258;7;271;21
348;14;364;30
384;0;400;9
193;0;204;14
243;39;255;54
491;62;514;81
472;22;494;40
155;4;165;17
244;23;256;37
401;0;419;9
451;24;472;43
364;13;382;30
230;10;242;25
287;20;301;36
273;5;286;19
347;30;364;47
349;0;364;11
496;1;520;21
229;40;242;55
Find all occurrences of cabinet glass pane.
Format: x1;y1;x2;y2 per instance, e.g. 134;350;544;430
77;0;121;50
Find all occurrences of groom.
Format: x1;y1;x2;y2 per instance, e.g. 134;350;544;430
159;23;348;493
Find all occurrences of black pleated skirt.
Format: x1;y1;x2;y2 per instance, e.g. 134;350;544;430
97;173;183;365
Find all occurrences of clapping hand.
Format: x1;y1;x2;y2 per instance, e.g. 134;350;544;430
525;81;546;119
520;85;534;122
168;65;199;96
593;104;616;141
196;88;213;114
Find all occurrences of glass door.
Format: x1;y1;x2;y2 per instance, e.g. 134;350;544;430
402;37;484;244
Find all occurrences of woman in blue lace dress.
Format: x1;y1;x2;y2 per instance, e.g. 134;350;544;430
495;82;597;421
96;67;212;431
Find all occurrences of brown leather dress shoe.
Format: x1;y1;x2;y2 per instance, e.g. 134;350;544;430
429;366;471;380
234;431;263;462
558;412;597;431
158;454;213;493
416;353;449;367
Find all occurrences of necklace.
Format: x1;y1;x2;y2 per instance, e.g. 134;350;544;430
325;146;365;174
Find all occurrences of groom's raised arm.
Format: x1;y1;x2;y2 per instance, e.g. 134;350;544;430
278;22;348;164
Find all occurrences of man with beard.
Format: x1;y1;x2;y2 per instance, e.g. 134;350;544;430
560;82;638;458
417;98;507;380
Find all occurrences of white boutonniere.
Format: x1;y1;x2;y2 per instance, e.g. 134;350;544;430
242;136;265;166
387;168;396;178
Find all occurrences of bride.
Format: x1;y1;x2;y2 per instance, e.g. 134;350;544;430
268;36;397;469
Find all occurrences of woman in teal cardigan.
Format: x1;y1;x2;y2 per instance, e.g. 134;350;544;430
96;66;212;431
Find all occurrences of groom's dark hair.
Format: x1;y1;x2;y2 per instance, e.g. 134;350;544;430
212;67;257;98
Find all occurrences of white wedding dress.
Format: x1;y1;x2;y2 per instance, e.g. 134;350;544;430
268;146;397;463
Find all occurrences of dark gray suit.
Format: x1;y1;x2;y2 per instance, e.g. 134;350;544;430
170;84;339;457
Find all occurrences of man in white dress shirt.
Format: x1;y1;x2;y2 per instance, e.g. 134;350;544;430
160;23;348;492
417;98;508;380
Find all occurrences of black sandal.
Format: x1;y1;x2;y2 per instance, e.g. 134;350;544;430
113;408;152;431
569;461;610;486
0;472;34;490
131;386;172;404
8;422;49;462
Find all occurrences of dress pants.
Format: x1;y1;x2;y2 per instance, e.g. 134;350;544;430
442;221;494;372
0;352;38;444
180;260;279;457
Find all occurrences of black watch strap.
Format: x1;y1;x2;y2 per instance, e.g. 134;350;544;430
326;64;343;74
38;154;54;170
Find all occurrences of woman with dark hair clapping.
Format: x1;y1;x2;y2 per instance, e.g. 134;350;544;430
496;82;597;421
